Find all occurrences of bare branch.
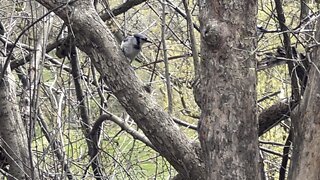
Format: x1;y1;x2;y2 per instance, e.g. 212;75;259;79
161;1;173;113
90;113;156;150
69;41;104;178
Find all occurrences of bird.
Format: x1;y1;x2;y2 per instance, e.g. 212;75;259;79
120;33;151;62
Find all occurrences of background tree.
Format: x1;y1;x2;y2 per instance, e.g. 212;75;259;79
197;0;260;179
0;0;319;179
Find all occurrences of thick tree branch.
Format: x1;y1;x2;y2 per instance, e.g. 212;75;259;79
35;1;204;178
258;100;295;136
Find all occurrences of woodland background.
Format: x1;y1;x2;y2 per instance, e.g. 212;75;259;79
0;0;318;179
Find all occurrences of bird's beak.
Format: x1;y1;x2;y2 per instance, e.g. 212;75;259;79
143;39;152;43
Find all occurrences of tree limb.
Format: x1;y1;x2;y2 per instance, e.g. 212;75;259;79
258;100;296;136
34;1;204;178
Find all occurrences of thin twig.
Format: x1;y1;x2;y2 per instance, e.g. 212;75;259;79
89;113;156;150
182;0;200;85
161;0;173;113
0;1;76;80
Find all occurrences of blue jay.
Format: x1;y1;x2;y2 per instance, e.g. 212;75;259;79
121;33;151;62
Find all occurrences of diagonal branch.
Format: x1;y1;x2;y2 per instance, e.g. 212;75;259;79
100;0;147;21
34;1;204;178
89;113;156;150
258;100;296;136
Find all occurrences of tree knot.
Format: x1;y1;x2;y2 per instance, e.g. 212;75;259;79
201;20;231;49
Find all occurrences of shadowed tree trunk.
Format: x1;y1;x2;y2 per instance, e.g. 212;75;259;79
196;0;260;179
288;17;320;180
0;58;35;179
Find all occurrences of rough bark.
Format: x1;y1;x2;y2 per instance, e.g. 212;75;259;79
196;0;260;179
258;100;294;136
288;19;320;180
0;58;32;179
35;1;204;179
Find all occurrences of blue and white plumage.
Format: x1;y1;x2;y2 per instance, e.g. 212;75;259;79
121;33;151;61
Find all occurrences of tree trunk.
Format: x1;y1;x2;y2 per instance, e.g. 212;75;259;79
0;58;33;179
288;17;320;180
196;0;260;179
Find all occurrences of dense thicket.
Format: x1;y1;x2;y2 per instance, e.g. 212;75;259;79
0;0;319;179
